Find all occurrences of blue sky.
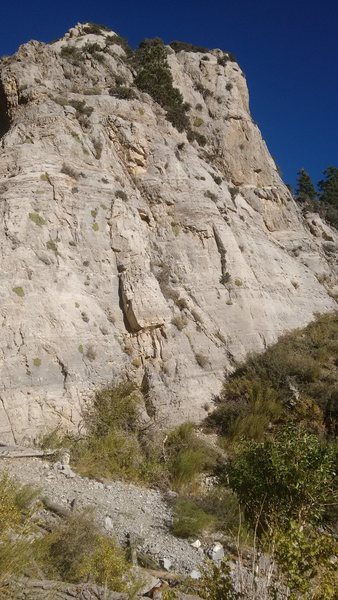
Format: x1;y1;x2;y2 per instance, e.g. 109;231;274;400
1;0;337;188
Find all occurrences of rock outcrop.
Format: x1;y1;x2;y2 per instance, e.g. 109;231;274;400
0;23;337;442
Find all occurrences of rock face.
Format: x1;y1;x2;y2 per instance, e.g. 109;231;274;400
0;23;337;442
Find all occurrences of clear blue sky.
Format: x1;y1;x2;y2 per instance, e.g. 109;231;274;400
1;0;337;188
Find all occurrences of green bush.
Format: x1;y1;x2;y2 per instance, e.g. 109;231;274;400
134;39;190;133
29;212;45;226
84;382;141;436
171;498;215;537
219;272;231;285
0;474;37;532
204;190;217;201
169;41;210;53
38;510;132;592
217;53;237;65
199;487;242;536
298;196;338;230
42;388;217;488
187;129;207;146
273;521;338;599
211;174;222;185
106;34;132;56
193;116;204;127
0;475;39;588
194;82;212;99
225;426;336;531
109;86;137;99
83;23;111;35
68;99;94;118
45;383;169;485
61;163;79;179
60;46;83;65
72;429;145;481
12;286;25;297
115;189;128;201
0;475;137;594
82;42;102;55
191;559;239;600
165;423;218;491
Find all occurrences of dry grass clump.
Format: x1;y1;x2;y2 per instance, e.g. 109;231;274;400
206;312;338;440
37;510;133;592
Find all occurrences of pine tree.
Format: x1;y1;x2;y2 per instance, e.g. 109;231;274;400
296;168;317;202
318;166;338;208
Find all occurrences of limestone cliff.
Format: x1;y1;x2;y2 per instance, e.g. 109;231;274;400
0;23;337;442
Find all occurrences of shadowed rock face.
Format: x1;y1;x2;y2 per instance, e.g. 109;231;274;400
0;81;11;137
0;23;337;443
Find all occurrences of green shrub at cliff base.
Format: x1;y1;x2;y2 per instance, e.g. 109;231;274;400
272;521;338;600
40;384;216;488
221;428;337;597
206;312;338;439
171;498;215;538
60;383;149;482
191;558;239;600
225;427;336;533
171;486;247;540
0;475;39;586
83;382;141;437
165;422;219;491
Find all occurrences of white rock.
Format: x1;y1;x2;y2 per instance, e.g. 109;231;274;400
160;558;172;571
191;539;202;549
0;27;336;442
190;569;202;580
104;516;114;531
208;542;224;562
94;481;104;489
62;466;76;479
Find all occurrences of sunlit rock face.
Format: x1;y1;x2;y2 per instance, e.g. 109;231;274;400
0;23;336;442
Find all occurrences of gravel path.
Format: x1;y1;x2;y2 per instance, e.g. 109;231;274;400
0;457;204;574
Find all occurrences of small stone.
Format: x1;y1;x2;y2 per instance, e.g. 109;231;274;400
160;558;172;571
105;516;114;531
94;481;104;489
208;542;224;562
59;464;76;478
165;490;178;500
59;449;71;465
191;539;202;549
190;569;201;580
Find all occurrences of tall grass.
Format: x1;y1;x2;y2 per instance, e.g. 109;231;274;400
206;312;338;440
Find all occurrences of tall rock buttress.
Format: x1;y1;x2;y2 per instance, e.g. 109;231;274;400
0;23;337;442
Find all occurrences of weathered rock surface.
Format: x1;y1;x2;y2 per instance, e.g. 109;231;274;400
0;23;337;441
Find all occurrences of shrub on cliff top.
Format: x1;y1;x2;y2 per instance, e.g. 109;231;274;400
134;38;190;132
170;40;210;53
83;23;111;35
